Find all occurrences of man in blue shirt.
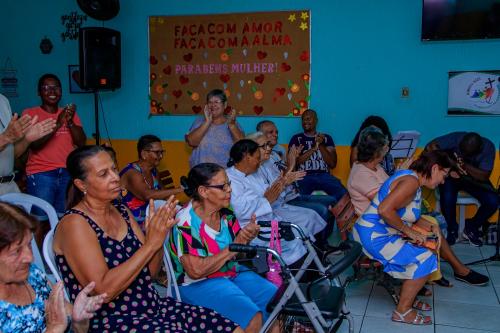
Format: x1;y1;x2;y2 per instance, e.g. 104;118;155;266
426;132;498;246
288;109;346;202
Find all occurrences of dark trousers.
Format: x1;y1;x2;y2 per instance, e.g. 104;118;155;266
439;177;499;235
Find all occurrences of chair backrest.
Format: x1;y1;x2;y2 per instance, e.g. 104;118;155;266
163;241;182;301
0;193;59;230
329;193;357;240
43;229;62;283
31;236;47;276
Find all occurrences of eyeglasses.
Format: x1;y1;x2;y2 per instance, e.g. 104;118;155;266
258;141;272;149
146;149;165;156
204;181;231;192
41;85;61;92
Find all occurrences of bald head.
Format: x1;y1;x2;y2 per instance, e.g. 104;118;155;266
459;132;483;157
257;120;278;147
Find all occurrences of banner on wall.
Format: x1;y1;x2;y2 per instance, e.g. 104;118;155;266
148;10;311;116
448;71;500;116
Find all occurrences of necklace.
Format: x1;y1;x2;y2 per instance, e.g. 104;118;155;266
24;281;33;303
137;162;154;189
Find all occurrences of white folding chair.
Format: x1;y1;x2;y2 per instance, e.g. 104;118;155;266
0;193;59;230
0;193;59;279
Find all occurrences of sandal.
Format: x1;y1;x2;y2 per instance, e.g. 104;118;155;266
392;309;432;325
412;299;432;311
417;286;432;296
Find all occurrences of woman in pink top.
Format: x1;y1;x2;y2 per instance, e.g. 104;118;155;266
347;126;390;216
23;74;86;224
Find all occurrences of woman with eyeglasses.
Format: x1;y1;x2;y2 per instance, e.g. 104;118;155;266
185;89;244;168
226;139;326;268
169;163;279;333
120;135;183;226
22;73;86;242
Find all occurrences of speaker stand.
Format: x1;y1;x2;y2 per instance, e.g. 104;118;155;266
93;90;100;145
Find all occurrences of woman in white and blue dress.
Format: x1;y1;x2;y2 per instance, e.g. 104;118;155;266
352;150;452;326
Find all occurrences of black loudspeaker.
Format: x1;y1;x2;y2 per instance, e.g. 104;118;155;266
79;27;121;90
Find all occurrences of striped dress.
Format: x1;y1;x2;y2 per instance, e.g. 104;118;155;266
352;170;438;279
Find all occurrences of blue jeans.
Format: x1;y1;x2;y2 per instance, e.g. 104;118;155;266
297;172;347;202
287;194;336;222
26;168;70;217
180;270;277;329
439;177;499;235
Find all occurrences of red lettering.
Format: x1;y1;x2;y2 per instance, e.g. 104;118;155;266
208;37;216;48
263;23;272;33
216;24;224;34
228;37;238;47
242;23;250;34
275;21;283;33
271;35;282;45
174;25;181;36
241;35;249;47
252;22;262;33
283;35;292;45
227;23;236;34
208;23;215;34
217;38;225;48
189;24;196;36
252;35;260;46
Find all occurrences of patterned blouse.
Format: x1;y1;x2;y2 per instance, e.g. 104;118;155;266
120;162;161;224
169;201;241;286
0;264;51;333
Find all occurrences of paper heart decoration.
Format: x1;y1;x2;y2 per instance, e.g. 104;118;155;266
275;87;286;96
162;66;172;75
219;74;230;83
281;63;292;72
257;51;267;60
149;56;158;65
254;74;265;84
172;90;182;98
253;106;264;115
179;75;189;84
183;53;193;62
299;51;309;62
192;105;202;114
224;106;232;114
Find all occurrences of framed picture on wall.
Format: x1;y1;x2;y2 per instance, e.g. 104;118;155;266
68;65;90;94
448;70;500;116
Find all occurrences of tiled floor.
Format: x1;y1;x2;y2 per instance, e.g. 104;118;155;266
336;243;500;333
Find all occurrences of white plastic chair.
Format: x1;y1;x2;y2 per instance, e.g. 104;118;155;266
42;229;63;283
0;193;59;278
163;241;182;301
0;192;59;230
146;200;182;301
435;190;481;240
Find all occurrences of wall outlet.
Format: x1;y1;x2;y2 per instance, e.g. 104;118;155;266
401;87;410;98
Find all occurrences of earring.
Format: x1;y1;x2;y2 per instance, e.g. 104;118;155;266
83;189;87;195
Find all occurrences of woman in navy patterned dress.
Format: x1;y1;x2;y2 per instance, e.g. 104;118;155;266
54;145;242;333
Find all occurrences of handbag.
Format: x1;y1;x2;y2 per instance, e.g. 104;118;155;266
329;193;357;240
266;220;283;287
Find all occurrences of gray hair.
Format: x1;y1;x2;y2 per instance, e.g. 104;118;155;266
246;131;265;141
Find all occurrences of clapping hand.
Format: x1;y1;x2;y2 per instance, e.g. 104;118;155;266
25;118;57;142
234;214;260;244
72;281;106;323
284;170;306;185
4;113;34;143
264;175;285;204
203;105;213;124
45;281;68;333
228;109;237;126
314;133;325;149
287;144;303;170
144;196;179;251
